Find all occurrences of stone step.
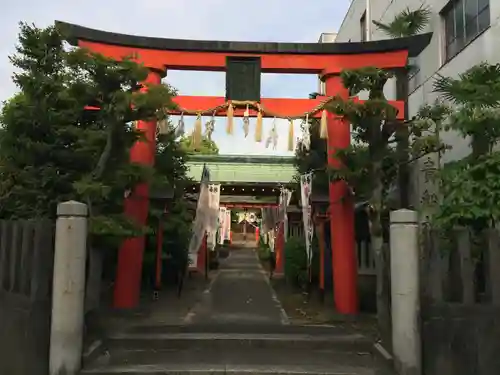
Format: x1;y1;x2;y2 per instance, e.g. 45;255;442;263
81;363;379;375
82;330;393;375
126;324;370;336
105;332;373;352
82;346;389;375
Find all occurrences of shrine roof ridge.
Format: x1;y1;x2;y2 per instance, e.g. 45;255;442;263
56;21;432;58
186;154;295;164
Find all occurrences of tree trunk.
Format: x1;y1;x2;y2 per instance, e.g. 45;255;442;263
85;246;103;313
94;124;115;180
370;161;392;349
471;133;490;159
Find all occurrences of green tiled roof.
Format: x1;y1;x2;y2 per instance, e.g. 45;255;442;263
186;154;296;183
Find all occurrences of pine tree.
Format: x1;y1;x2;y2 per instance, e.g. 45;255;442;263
294;119;329;194
325;66;442;344
0;23;178;247
373;6;432;208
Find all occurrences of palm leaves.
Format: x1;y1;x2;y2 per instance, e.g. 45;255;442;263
433;63;500;107
373;6;431;38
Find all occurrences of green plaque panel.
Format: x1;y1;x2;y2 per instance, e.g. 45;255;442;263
225;56;261;101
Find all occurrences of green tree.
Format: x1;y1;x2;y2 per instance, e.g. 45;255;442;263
432;63;500;230
293;8;435;336
294;119;329;194
373;5;432;208
376;10;500;229
325;66;442;345
0;23;177;247
142;124;194;285
284;236;308;290
180;134;219;154
372;6;431;38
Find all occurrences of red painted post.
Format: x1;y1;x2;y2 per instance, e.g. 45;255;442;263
324;75;358;314
113;70;162;309
255;226;260;242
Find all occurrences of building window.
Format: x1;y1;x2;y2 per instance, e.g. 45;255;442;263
360;11;367;42
443;0;490;61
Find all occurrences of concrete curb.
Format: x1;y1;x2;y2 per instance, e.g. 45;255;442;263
82;340;107;368
105;332;373;353
254;249;290;325
82;363;376;375
372;342;394;373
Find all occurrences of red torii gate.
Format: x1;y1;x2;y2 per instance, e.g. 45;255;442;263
58;21;431;314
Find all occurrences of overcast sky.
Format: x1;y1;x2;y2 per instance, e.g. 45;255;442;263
1;0;350;155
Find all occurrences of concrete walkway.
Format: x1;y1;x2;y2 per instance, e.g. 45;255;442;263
83;247;391;374
184;247;289;325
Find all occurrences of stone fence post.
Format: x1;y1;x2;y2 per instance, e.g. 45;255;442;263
390;209;421;375
49;201;88;375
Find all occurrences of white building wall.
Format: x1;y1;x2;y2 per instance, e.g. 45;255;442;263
336;0;500;164
335;0;499;207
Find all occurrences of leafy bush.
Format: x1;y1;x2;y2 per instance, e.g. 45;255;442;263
309;234;320;284
257;234;272;261
284;236;308;289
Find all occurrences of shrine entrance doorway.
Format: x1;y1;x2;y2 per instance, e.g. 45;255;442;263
58;20;429;314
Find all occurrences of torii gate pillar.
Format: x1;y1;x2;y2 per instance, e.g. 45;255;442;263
113;70;162;309
324;74;358;314
58;19;431;311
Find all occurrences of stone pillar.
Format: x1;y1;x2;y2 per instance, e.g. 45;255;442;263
390;209;421;375
113;69;162;308
323;74;358;314
49;201;88;375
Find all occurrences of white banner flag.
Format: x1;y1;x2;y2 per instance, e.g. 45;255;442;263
188;165;212;268
268;229;275;253
279;188;292;242
218;207;227;244
189;184;208;250
225;209;231;241
300;173;314;267
206;184;221;250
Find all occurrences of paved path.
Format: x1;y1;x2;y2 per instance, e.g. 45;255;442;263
184;247;289;325
84;247;388;375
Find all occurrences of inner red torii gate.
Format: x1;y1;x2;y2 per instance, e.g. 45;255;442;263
58;21;431;313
